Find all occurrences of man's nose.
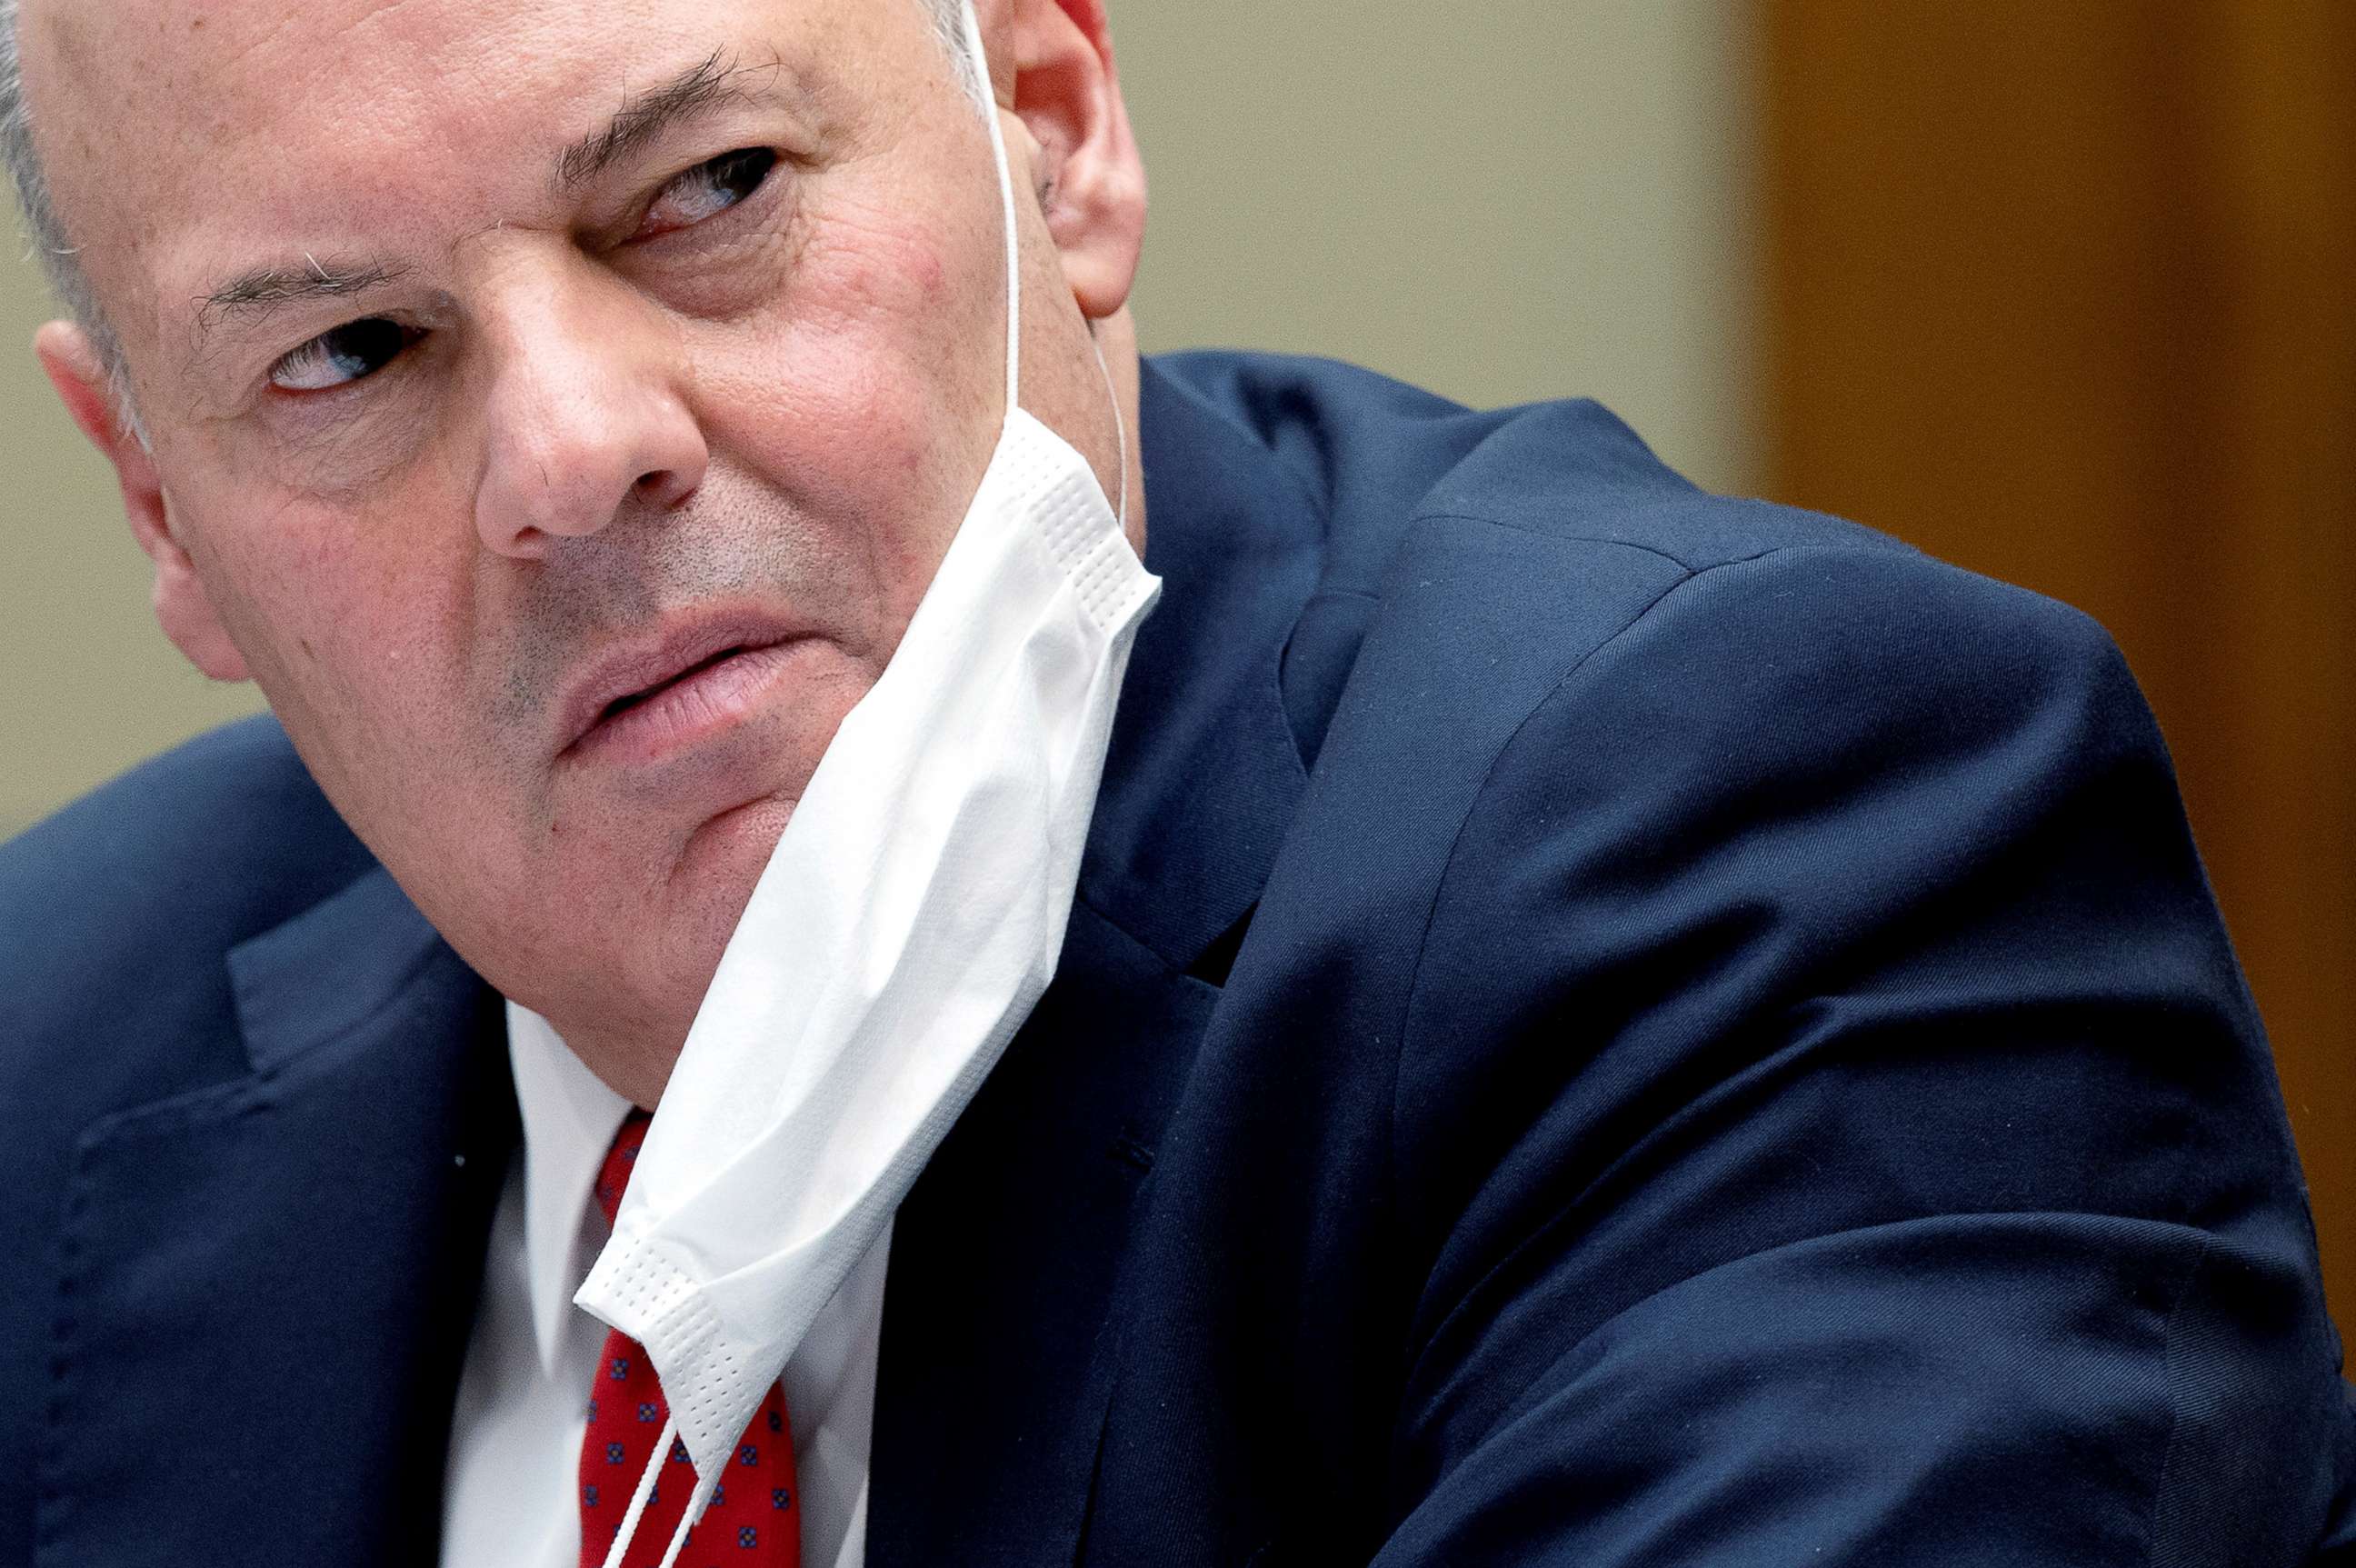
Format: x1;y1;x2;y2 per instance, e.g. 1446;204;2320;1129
473;275;708;558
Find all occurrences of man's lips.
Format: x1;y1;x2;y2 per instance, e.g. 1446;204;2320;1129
557;615;807;763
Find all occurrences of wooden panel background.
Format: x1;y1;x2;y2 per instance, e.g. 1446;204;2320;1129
1758;0;2356;1344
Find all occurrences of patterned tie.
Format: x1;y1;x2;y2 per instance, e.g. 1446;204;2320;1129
579;1111;802;1568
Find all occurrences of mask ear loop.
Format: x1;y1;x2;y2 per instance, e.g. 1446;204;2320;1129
1088;324;1129;532
595;1413;721;1568
654;1469;722;1568
599;1415;674;1568
962;0;1023;421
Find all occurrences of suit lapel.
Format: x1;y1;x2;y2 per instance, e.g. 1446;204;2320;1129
35;868;513;1568
867;361;1326;1567
1073;359;1324;968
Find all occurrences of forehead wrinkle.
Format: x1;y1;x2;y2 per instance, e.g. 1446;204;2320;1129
554;45;784;194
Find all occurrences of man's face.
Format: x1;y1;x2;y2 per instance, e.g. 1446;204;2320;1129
22;0;1130;1099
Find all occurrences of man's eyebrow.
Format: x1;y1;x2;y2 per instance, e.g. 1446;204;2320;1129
555;48;768;194
195;257;413;344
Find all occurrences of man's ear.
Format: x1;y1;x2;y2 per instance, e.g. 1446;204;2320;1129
34;320;249;681
1003;0;1146;320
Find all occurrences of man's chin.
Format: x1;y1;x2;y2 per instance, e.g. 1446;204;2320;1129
674;792;802;902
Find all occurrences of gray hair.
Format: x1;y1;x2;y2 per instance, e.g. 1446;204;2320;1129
922;0;993;112
0;0;133;423
0;0;983;432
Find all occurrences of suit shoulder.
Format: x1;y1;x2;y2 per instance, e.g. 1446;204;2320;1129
1417;409;1916;576
1400;484;2123;739
1632;530;2126;706
0;716;379;1103
1481;529;2139;803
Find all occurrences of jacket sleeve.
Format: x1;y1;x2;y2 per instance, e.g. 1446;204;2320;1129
1376;543;2351;1565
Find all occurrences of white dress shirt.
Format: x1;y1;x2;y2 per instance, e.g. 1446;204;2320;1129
440;1003;891;1568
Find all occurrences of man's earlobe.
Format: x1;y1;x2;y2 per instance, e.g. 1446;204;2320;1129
1011;0;1146;320
34;320;251;682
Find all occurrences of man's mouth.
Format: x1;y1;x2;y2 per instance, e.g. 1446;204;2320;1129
597;644;749;722
558;615;808;764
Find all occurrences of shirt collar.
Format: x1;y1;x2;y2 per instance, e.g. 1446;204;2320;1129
504;999;634;1377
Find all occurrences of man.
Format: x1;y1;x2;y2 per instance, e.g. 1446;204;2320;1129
0;0;2350;1562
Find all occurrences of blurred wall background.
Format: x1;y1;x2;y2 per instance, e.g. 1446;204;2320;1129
1118;0;1757;493
2;2;2348;1336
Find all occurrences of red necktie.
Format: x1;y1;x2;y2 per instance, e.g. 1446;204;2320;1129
579;1111;802;1568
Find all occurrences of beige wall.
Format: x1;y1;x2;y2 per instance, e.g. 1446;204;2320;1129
1121;0;1756;491
0;1;1755;838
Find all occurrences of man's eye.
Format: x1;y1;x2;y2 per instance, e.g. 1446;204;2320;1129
269;318;418;393
635;147;779;240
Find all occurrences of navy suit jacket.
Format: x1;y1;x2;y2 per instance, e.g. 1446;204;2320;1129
4;352;2352;1565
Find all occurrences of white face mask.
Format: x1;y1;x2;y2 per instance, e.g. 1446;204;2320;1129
570;4;1160;1562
